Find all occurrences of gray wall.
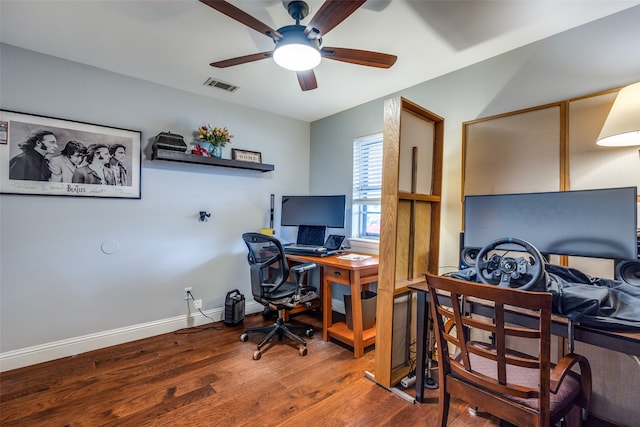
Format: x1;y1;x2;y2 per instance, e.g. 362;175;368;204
0;44;310;360
310;6;640;272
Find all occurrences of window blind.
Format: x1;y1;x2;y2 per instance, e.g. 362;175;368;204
353;134;383;205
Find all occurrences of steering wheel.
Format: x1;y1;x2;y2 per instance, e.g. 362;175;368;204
475;237;547;291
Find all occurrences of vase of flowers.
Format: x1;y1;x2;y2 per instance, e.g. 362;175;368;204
195;124;233;158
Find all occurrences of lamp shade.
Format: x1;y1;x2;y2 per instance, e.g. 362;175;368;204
273;25;321;72
597;82;640;147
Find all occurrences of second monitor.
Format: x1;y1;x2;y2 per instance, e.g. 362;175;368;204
281;195;346;228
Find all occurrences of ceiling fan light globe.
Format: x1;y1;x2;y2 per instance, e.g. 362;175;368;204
272;25;321;71
274;44;321;71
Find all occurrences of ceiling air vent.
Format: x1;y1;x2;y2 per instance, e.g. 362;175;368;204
203;77;239;93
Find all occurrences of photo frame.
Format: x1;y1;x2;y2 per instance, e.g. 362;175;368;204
0;110;141;199
232;148;262;163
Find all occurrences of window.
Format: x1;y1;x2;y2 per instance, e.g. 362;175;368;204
353;133;383;239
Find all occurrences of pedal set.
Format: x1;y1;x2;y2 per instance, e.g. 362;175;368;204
296;290;318;304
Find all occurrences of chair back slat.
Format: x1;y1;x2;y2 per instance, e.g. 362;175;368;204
449;291;472;371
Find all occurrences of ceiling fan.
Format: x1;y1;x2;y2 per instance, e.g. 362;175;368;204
199;0;397;91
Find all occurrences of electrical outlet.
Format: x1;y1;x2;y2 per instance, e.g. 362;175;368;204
183;287;192;300
194;299;203;309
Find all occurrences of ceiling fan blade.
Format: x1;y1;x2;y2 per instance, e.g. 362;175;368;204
210;51;273;68
199;0;282;40
321;47;397;68
305;0;366;38
297;70;318;91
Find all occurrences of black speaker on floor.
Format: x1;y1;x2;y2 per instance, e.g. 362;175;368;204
224;289;245;326
615;260;640;286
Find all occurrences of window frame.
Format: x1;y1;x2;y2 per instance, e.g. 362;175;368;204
352;133;383;240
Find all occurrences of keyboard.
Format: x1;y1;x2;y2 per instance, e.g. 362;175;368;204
285;244;326;253
287;244;324;250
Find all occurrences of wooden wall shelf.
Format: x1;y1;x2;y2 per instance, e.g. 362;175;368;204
151;149;274;172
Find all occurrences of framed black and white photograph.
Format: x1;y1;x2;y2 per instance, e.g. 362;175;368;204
0;110;141;199
232;148;262;163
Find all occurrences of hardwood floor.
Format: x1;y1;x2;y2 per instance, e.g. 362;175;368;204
0;311;617;426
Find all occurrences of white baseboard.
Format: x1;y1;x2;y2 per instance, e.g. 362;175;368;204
0;301;264;372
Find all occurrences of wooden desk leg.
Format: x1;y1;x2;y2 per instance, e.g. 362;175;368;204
322;271;332;342
351;270;364;358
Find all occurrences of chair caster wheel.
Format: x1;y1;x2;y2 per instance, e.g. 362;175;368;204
240;333;248;342
253;350;262;360
299;347;307;356
305;328;314;337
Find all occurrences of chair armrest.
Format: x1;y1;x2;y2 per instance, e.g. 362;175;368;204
288;262;317;302
290;262;317;274
550;352;592;406
290;262;317;285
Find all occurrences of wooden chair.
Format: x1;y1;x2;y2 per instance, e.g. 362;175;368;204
425;272;591;427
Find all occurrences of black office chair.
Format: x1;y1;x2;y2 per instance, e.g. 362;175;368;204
241;232;318;360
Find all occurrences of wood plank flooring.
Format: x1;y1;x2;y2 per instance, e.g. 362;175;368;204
0;311;617;426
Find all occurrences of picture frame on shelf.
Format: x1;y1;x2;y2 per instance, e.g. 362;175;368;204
0;110;141;199
232;148;262;163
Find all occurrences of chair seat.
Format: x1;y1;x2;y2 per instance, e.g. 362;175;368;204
456;342;582;418
263;281;297;300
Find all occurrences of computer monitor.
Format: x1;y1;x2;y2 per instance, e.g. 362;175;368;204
463;187;638;260
281;195;346;228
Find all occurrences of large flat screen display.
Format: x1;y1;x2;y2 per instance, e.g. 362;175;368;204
464;187;638;260
281;195;346;228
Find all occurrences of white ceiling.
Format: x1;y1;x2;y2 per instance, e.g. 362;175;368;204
1;0;639;122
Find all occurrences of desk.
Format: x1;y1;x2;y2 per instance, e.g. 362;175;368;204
286;253;379;357
409;281;640;403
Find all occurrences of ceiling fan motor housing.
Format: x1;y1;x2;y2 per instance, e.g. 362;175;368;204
286;1;310;22
275;25;321;48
